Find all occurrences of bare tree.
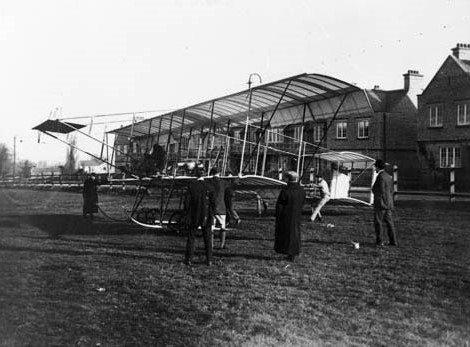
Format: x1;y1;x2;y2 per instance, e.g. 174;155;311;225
63;135;78;174
0;143;11;176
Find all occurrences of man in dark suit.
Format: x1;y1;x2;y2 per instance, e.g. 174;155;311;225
184;168;213;266
372;159;397;247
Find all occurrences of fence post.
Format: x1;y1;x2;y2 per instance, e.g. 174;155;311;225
393;165;398;202
449;165;455;204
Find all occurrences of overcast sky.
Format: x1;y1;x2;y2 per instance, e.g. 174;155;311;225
1;0;469;165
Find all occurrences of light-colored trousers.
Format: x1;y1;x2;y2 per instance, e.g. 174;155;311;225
311;196;330;221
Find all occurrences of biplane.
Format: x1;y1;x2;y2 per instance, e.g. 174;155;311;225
33;72;378;229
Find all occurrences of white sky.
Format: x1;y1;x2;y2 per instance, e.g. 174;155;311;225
1;0;469;165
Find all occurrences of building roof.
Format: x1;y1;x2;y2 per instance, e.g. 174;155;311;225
108;73;361;138
365;89;416;113
421;55;470;95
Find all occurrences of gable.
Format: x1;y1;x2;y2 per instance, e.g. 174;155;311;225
422;56;470;96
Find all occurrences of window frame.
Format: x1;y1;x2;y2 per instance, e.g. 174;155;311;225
439;146;462;168
313;124;324;143
267;127;283;143
233;130;242;143
336;120;347;139
457;101;470;126
428;104;443;128
357;119;370;139
293;126;302;141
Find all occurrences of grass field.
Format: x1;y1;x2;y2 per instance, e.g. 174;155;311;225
0;188;469;346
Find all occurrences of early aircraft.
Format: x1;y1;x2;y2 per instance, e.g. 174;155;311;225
33;73;377;229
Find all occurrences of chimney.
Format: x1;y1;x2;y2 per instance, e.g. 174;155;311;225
403;70;423;93
451;43;470;60
403;70;424;106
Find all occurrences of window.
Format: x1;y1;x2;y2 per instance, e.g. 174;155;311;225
293;126;302;141
180;136;189;150
234;130;241;143
457;101;470;125
357;119;369;139
336;121;347;139
439;147;461;168
130;143;137;154
313;124;324;143
122;145;129;154
429;104;443;127
267;128;283;143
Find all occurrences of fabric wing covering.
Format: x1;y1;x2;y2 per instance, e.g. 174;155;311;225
33;119;86;134
314;151;375;164
108;73;362;138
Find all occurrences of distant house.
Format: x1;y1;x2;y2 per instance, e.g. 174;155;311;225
79;158;114;174
417;43;470;191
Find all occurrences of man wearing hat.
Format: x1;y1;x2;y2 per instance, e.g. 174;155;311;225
274;171;306;261
372;159;397;247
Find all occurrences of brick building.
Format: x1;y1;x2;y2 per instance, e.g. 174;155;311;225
417;43;470;191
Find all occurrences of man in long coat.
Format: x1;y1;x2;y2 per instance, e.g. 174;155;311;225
372;159;397;247
274;171;306;261
82;173;98;220
184;168;213;266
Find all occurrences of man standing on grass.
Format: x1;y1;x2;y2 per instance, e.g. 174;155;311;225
310;174;330;223
274;171;306;262
372;159;397;247
209;167;228;249
224;173;241;228
184;168;213;266
82;172;99;220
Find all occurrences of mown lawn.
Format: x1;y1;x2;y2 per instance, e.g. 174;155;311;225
0;189;469;346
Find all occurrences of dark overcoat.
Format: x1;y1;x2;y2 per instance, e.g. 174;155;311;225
274;181;305;256
372;171;394;210
82;177;98;213
184;179;213;227
208;176;226;215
